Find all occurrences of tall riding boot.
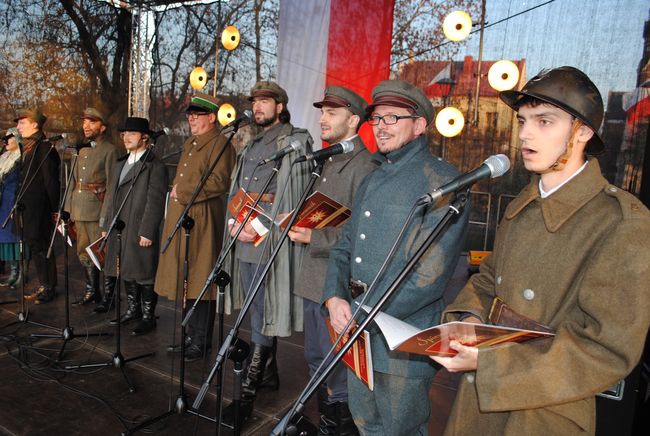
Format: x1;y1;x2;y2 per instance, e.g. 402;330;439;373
317;385;359;436
74;265;101;305
259;336;280;390
132;284;157;335
109;280;142;324
221;342;273;428
94;275;116;313
0;261;19;287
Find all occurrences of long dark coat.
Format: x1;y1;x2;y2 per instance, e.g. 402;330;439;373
442;159;650;436
155;128;236;301
100;151;168;281
0;156;21;243
17;132;60;242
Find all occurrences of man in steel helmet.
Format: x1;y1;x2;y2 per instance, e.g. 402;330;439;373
432;66;650;435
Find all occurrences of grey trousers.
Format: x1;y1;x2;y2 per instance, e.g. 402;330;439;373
348;369;434;435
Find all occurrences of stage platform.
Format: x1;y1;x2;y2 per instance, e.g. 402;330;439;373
0;252;463;435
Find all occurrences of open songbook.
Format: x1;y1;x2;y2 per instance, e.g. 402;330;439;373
227;188;352;247
360;305;554;357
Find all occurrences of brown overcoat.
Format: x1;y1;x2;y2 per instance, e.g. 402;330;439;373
155;127;236;301
442;159;650;435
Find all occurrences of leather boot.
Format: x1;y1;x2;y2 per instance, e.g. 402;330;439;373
0;261;19;287
131;284;157;335
109;280;142;324
317;385;359;435
259;336;280;390
221;342;273;428
74;266;101;305
94;275;116;313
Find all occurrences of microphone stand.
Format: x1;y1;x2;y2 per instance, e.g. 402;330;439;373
191;160;324;417
2;140;59;330
31;148;110;361
272;192;469;436
122;125;241;435
65;143;159;391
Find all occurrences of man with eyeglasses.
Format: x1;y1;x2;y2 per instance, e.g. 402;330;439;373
221;80;313;427
322;80;469;435
156;92;236;359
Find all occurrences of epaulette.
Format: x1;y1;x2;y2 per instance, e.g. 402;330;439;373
603;184;650;220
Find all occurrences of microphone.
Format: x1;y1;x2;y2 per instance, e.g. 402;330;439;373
424;154;510;203
48;133;67;142
258;141;303;165
294;140;355;163
151;127;170;140
67;141;94;152
222;110;253;133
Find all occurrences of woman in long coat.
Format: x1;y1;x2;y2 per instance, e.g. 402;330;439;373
101;117;168;335
0;129;29;288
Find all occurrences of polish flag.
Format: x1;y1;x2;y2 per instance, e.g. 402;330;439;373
277;0;395;152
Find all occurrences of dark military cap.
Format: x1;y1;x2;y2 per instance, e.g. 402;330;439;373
186;92;220;113
14;108;47;127
248;80;289;105
118;117;152;134
81;107;107;124
367;80;435;125
313;86;368;119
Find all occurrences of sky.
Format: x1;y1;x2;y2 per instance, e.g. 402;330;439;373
456;0;649;104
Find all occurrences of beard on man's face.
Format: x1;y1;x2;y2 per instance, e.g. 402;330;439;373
255;113;279;127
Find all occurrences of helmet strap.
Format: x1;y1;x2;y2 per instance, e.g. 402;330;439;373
541;119;583;174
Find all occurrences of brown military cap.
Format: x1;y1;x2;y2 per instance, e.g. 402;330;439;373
367;80;435;125
186;91;220;113
313;86;368;119
248;80;289;105
81;107;107;124
14;108;47;127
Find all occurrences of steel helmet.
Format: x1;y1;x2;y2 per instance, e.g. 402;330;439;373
500;66;604;154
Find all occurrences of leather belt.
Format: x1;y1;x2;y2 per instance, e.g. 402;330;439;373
76;182;106;193
249;192;275;203
349;279;367;299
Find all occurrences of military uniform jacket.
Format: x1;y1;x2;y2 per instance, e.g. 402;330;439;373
223;122;313;337
293;135;378;303
100;152;168;280
322;136;469;377
65;135;119;223
442;159;650;436
155;128;236;300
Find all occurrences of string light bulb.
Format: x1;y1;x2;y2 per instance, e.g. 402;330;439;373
443;11;473;42
488;60;520;91
435;107;465;137
217;103;237;127
221;26;241;51
189;66;208;90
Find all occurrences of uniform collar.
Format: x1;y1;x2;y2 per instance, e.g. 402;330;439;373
505;159;608;232
253;122;284;146
192;126;220;151
373;135;427;166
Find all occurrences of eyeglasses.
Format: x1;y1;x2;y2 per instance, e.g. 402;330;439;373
367;114;419;126
185;112;209;120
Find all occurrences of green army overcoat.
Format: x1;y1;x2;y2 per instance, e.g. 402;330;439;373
442;159;650;436
155;127;236;301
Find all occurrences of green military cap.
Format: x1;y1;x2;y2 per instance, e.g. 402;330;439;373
367;79;435;125
14;108;47;127
186;91;220;113
248;80;289;105
313;86;368;119
81;107;107;124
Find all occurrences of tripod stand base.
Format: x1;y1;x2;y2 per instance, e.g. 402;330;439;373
122;398;216;436
65;351;155;393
